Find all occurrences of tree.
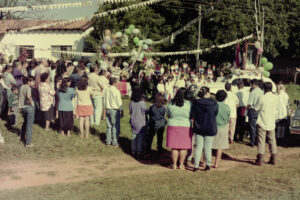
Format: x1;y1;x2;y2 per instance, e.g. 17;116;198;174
0;0;52;19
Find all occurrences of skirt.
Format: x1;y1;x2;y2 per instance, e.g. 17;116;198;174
76;105;93;117
212;124;229;150
59;111;74;131
43;105;55;121
167;126;192;149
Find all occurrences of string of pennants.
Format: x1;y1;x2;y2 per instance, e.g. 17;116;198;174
47;33;255;57
103;0;137;4
0;1;94;12
11;0;163;33
154;17;200;44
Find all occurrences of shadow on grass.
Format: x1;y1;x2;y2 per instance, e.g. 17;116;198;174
221;152;255;165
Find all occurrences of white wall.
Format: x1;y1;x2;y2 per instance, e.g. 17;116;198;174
0;30;86;59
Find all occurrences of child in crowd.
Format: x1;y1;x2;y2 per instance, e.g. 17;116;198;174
146;93;167;154
39;73;56;131
58;78;76;136
76;78;93;138
129;87;148;158
8;85;19;126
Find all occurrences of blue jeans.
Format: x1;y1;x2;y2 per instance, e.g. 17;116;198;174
106;109;120;145
21;106;35;145
248;109;258;146
194;134;214;168
90;96;103;126
131;130;145;156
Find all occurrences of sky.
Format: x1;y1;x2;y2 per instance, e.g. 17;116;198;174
38;0;102;20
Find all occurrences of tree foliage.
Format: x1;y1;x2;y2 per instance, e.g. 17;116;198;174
87;0;300;63
0;0;52;19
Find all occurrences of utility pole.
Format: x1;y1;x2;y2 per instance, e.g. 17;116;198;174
196;4;202;66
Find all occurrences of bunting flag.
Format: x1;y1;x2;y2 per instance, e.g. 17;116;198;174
0;1;93;12
14;0;163;33
103;0;137;4
154;17;200;45
50;33;256;58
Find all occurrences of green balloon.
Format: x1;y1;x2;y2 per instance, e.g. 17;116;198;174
125;29;131;35
261;57;268;65
263;70;270;77
263;62;273;71
133;36;140;45
129;24;135;30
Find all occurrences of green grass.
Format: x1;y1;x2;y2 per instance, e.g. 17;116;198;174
0;154;300;200
0;84;300;200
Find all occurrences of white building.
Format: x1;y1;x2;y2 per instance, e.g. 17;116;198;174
0;19;93;60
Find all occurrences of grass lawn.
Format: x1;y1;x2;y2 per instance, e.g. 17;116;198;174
0;84;300;200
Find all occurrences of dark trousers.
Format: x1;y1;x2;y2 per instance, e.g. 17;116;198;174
248;109;258;146
235;107;246;141
146;126;165;153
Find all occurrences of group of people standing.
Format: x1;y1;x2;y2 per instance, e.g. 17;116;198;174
0;58;290;171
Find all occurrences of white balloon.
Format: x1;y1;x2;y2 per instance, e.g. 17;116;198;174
254;41;261;49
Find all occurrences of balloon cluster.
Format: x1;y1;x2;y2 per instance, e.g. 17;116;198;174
258;57;273;77
124;24;153;62
101;29;122;56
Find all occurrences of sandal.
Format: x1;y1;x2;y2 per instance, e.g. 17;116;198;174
170;164;177;170
179;165;185;170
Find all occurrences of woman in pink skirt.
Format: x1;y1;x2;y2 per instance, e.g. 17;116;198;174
166;88;192;170
76;78;93;138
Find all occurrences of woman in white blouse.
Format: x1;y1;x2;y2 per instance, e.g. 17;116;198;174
157;79;165;95
276;84;289;139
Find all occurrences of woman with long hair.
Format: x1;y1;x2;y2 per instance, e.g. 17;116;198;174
192;86;218;172
146;93;167;155
58;78;75;136
76;77;93;138
129;87;148;158
166;88;192;170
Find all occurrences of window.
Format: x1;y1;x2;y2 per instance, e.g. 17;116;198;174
51;45;72;59
16;45;34;59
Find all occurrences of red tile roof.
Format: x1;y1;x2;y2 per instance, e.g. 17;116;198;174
0;19;92;34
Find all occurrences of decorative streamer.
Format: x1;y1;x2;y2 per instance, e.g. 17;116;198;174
13;0;163;33
0;1;93;12
154;17;200;44
103;0;137;4
49;33;256;58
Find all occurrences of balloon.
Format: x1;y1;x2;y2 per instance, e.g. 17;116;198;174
263;70;270;77
104;36;111;43
133;36;140;45
261;57;268;65
104;29;111;36
132;28;140;35
138;52;145;61
108;40;113;45
115;32;122;38
263;62;273;71
144;39;153;45
106;44;111;50
258;48;263;53
125;29;131;35
129;24;135;30
254;41;261;49
258;67;264;73
137;40;143;46
143;44;148;50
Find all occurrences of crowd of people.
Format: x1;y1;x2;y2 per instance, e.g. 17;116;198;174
0;57;290;171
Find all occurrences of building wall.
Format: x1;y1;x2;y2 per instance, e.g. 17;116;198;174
0;30;86;59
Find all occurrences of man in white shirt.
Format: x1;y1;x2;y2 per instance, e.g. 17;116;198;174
254;82;278;166
88;65;105;126
235;81;249;141
247;79;264;147
224;83;239;143
175;74;186;90
103;77;123;147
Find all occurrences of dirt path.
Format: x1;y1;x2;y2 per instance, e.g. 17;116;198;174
1;147;299;190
